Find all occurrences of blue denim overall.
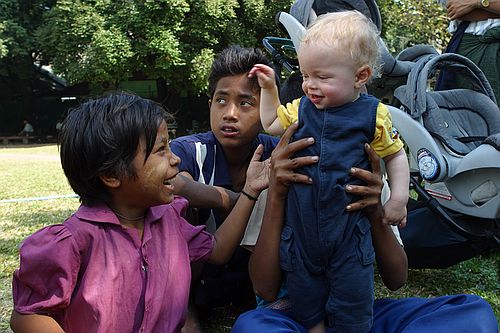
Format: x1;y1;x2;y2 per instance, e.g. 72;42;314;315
280;94;377;332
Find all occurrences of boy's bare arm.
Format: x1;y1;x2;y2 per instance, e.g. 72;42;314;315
382;149;410;226
266;119;285;136
446;0;500;20
174;173;238;211
209;145;269;264
384;149;410;203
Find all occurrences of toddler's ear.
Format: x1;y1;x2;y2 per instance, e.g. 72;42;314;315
99;173;121;189
355;65;372;88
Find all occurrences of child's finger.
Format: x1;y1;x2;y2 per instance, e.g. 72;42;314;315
364;143;382;175
349;183;379;198
346;199;374;211
248;65;265;78
251;144;264;161
280;122;298;143
349;167;379;184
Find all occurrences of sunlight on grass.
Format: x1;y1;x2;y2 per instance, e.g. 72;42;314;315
0;145;80;332
0;144;74;200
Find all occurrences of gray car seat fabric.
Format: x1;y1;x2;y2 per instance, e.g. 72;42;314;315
290;0;381;30
395;53;497;118
394;53;500;155
425;90;500;155
484;133;500;150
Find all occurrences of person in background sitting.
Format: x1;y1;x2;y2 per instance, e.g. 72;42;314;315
18;120;34;136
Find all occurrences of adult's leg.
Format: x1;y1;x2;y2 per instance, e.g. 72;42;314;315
231;308;308;333
371;294;498;333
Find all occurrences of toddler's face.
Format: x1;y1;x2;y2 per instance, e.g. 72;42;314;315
298;43;361;109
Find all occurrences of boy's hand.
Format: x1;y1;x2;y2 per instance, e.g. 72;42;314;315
346;143;383;213
243;144;270;198
382;199;407;228
269;123;317;198
248;64;277;90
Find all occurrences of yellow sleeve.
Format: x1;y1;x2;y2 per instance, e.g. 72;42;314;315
277;98;301;129
371;103;404;159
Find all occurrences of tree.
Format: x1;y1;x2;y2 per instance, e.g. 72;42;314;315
0;0;59;134
378;0;450;54
35;0;292;96
2;0;451;98
0;0;452;135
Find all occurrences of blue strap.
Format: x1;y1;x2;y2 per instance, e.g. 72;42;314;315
435;21;470;90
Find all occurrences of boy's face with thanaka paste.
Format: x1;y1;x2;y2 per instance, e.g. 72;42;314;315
118;121;181;208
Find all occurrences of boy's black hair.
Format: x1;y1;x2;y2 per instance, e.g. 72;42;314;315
59;92;172;206
280;71;304;104
207;45;274;98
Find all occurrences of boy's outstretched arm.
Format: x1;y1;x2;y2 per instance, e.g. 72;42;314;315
11;311;65;333
174;173;238;213
208;145;270;264
248;64;284;135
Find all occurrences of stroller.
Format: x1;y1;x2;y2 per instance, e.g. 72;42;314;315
263;0;500;268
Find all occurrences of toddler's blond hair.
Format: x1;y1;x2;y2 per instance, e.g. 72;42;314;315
299;11;382;77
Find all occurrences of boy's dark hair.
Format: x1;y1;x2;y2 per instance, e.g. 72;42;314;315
280;71;304;104
59;92;172;206
207;45;274;98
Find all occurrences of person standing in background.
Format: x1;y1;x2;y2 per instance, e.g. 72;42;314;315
438;0;500;102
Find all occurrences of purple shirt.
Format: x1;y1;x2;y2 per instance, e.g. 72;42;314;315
12;196;214;333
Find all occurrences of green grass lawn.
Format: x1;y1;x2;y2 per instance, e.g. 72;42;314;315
0;144;499;332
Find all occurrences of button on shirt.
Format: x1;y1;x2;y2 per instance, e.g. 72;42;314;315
12;197;214;333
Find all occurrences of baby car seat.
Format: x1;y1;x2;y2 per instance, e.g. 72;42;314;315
393;53;500;222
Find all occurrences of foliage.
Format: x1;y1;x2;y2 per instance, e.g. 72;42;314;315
1;0;452;98
0;0;46;58
378;0;450;53
0;0;55;74
34;0;292;95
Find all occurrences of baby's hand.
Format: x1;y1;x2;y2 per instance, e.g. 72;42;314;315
248;64;277;90
382;199;407;228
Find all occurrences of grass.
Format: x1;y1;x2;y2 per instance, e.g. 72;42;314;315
0;144;499;332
